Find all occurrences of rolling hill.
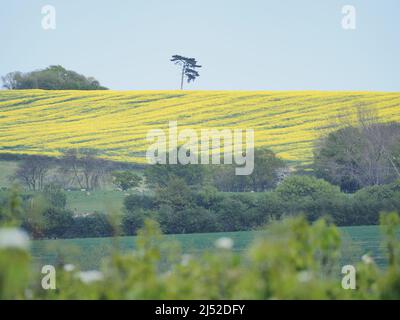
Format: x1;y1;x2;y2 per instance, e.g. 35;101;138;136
1;90;400;165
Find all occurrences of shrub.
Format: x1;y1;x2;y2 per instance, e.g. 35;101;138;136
350;182;400;225
276;175;345;221
112;171;141;191
158;205;218;234
144;159;206;188
215;197;251;232
124;194;156;212
42;207;74;239
122;209;155;235
67;213;114;238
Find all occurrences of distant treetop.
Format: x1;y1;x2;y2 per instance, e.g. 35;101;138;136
1;65;108;90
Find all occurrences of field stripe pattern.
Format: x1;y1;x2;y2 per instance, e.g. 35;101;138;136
1;90;400;164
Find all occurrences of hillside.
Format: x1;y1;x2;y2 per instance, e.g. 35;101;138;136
1;90;400;165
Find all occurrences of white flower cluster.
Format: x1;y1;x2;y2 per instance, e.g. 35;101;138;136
76;270;104;284
63;264;76;272
0;228;30;250
214;237;234;250
361;254;374;265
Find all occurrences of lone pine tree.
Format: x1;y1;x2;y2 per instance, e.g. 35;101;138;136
171;55;201;90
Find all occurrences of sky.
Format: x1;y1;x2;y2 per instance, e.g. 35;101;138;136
0;0;399;91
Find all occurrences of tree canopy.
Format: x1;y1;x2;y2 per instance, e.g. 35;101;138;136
314;122;400;192
1;65;108;90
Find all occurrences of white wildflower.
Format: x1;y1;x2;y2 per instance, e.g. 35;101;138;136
181;254;192;266
297;270;313;283
161;270;172;279
76;270;104;284
63;264;76;272
0;228;30;250
24;289;33;299
362;254;374;265
215;237;234;250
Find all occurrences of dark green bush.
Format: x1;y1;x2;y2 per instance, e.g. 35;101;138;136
67;212;114;238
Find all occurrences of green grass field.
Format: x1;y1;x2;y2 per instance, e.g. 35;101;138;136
65;190;128;214
30;225;390;270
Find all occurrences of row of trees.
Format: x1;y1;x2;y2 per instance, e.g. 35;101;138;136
11;149;141;191
11;147;286;193
144;148;287;192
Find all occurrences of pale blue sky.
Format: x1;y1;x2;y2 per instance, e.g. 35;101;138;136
0;0;399;91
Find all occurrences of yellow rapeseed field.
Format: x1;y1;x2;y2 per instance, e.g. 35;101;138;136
0;90;400;165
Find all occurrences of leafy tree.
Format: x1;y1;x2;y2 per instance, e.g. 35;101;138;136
170;55;201;89
215;197;250;231
122;209;156;235
1;65;107;90
123;194;157;235
314;122;400;192
212;148;286;192
158;205;217;234
211;165;249;192
276;175;344;221
250;148;286;191
155;177;193;211
42;207;74;239
124;194;157;212
256;191;285;221
193;186;224;210
144;159;206;188
112;171;142;191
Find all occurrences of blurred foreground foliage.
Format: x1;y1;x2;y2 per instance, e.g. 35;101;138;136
1;212;400;300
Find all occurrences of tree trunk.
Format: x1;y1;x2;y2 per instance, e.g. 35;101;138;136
180;65;185;90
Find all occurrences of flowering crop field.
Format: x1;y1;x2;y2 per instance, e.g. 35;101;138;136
1;90;400;164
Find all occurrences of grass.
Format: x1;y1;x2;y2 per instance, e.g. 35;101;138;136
0;160;142;214
1;90;400;165
0;161;18;187
65;190;128;215
30;225;391;270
